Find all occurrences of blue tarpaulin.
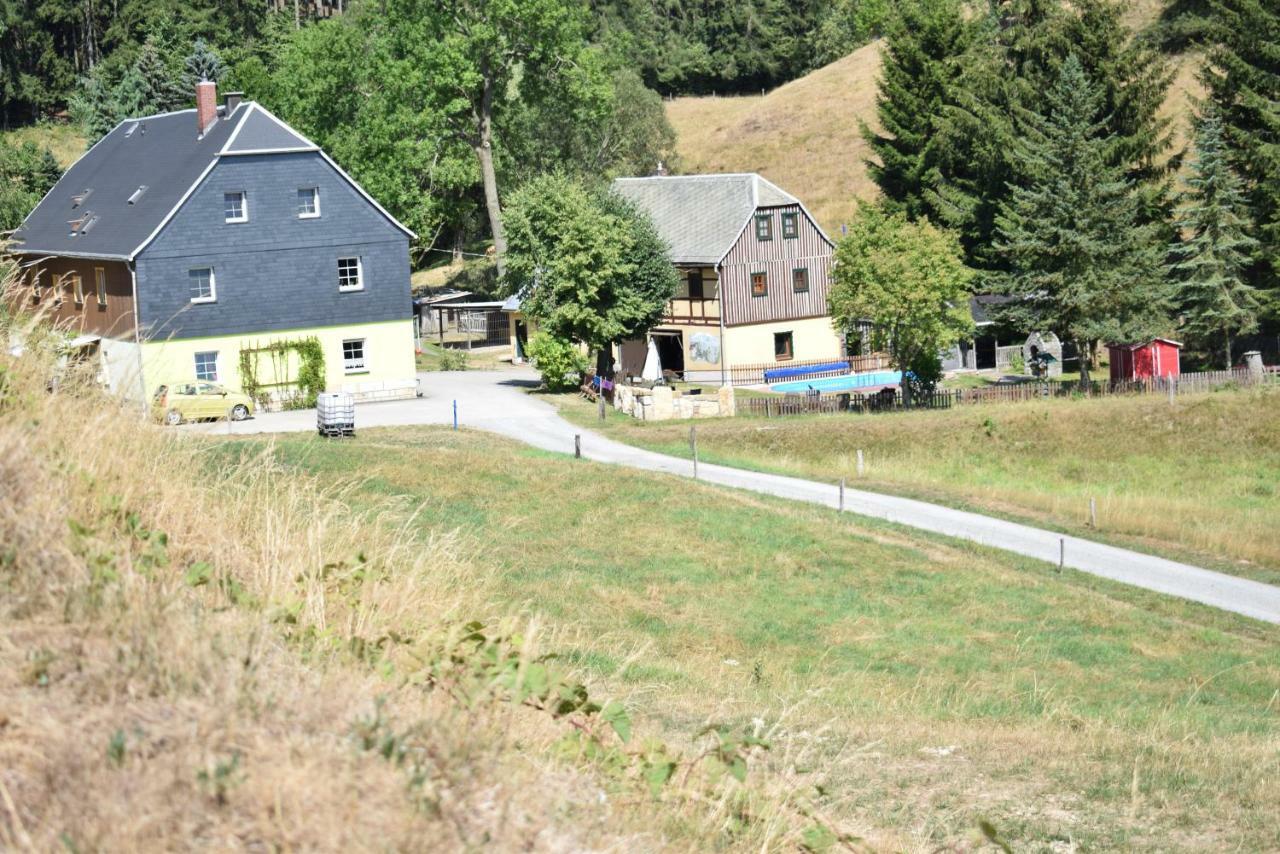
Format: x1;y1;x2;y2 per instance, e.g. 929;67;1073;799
763;362;849;382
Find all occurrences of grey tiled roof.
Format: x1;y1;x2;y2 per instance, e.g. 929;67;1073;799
223;104;315;153
13;101;400;259
13;105;247;259
611;174;800;265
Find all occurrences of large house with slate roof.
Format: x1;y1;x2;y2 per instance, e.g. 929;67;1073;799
11;81;417;406
523;173;844;384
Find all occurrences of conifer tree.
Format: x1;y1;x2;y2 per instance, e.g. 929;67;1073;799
183;38;227;87
993;56;1167;382
133;38;187;112
861;0;970;221
1168;112;1260;368
925;0;1173;276
1203;0;1280;302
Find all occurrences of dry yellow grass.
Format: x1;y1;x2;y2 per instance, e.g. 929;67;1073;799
667;24;1204;232
667;41;885;233
1;121;87;168
0;283;850;850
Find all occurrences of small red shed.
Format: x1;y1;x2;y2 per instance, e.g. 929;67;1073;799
1107;338;1182;382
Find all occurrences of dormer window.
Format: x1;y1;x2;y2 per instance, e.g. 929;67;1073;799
297;187;320;218
755;213;773;241
781;212;798;239
127;185;148;205
224;191;248;223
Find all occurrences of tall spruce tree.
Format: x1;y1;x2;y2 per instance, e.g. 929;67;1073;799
993;56;1167;382
925;0;1173;279
1203;0;1280;307
861;0;970;221
1168;112;1260;367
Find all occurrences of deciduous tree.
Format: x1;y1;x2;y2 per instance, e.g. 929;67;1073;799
504;173;677;368
828;204;973;403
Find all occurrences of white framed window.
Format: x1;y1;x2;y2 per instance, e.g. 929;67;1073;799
297;187;320;218
194;351;219;382
189;267;216;303
337;257;363;291
71;273;84;305
95;267;107;307
342;338;366;373
224;191;248;223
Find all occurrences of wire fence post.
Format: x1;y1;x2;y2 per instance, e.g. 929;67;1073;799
856;449;864;477
598;388;606;421
452;399;457;430
690;425;698;480
839;477;845;512
1090;497;1097;528
1059;538;1065;572
574;434;581;459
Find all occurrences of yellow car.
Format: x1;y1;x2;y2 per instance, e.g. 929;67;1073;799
153;382;255;425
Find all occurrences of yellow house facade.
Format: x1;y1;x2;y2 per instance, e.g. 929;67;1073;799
139;318;417;404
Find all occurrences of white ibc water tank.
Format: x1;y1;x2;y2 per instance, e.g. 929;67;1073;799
316;391;355;436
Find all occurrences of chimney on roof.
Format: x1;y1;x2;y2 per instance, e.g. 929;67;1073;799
196;80;217;136
224;91;243;116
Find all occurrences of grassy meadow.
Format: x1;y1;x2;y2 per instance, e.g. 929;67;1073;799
235;426;1280;851
553;388;1280;583
1;316;823;850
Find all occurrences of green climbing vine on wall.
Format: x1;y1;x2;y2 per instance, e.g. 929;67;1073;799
238;337;325;409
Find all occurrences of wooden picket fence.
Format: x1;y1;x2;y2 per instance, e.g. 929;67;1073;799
736;366;1277;419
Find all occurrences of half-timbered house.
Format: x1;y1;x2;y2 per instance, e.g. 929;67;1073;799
610;173;844;383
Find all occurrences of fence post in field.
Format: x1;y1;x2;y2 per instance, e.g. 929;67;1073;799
1168;380;1175;406
839;477;845;512
856;449;864;477
598;391;606;421
1059;538;1065;572
452;399;457;430
690;425;698;480
1090;497;1097;528
574;434;581;459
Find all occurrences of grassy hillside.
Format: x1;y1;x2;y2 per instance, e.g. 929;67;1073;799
2;121;87;168
4;287;1278;847
667;42;884;233
667;34;1203;233
554;388;1280;582
0;310;836;849
251;426;1280;851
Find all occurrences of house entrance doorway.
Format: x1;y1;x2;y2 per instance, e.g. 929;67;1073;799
652;331;684;379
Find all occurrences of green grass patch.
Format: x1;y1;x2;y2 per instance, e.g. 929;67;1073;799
550;387;1280;583
219;425;1280;851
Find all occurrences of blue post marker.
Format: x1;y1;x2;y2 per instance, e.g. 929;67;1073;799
452;399;457;430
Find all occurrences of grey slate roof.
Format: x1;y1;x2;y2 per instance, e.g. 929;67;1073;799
13;105;246;259
223;104;316;154
611;173;802;265
13;101;405;260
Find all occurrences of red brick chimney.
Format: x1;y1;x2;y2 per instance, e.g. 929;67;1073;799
196;80;217;136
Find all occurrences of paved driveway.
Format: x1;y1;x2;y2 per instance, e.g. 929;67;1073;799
189;367;1280;624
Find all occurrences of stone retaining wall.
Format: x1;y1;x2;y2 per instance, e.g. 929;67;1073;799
613;384;736;421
